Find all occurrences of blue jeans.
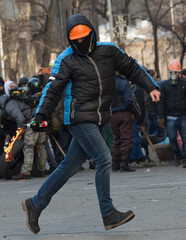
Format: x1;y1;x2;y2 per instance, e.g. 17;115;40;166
32;123;115;218
130;121;144;161
148;111;161;137
166;115;186;161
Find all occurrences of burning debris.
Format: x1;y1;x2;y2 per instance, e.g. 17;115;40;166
4;128;24;162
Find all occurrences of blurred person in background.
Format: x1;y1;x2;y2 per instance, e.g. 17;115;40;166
0;81;17;148
146;69;161;137
0;76;5;156
181;68;186;80
18;77;29;87
111;74;135;172
0;78;47;179
0;76;5;98
158;59;186;167
129;83;155;168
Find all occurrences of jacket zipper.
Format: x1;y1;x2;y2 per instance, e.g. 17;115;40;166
88;56;102;125
71;98;76;118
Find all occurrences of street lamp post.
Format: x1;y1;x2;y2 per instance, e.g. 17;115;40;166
106;0;114;42
170;0;176;58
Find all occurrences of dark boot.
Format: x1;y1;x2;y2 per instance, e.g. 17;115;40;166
183;162;186;168
22;198;41;234
31;170;46;177
89;160;95;170
103;210;135;230
45;166;56;175
12;173;31;180
120;151;135;172
120;166;136;172
175;156;181;167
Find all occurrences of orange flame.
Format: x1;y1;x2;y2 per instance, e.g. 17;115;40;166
4;127;24;162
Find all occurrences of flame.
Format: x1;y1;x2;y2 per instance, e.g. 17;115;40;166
4;128;24;162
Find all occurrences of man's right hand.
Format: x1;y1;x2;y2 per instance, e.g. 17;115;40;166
35;113;46;123
27;120;49;132
26;114;49;132
158;118;165;128
28;121;41;132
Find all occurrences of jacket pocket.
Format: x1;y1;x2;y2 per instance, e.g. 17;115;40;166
71;98;76;118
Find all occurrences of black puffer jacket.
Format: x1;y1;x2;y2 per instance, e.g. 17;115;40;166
36;13;158;126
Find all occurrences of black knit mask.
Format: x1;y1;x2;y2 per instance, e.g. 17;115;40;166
72;32;93;56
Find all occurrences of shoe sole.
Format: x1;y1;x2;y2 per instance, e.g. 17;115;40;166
22;200;39;234
105;212;135;230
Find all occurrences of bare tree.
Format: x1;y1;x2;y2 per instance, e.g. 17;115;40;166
132;0;184;75
159;1;186;66
71;0;99;35
1;0;71;81
29;0;61;67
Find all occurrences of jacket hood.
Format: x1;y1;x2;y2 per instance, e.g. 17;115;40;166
66;13;97;54
4;80;14;95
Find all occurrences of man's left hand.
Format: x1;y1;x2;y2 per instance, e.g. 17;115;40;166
150;89;160;102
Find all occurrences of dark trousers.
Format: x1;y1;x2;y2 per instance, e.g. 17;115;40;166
166;115;186;161
111;111;134;169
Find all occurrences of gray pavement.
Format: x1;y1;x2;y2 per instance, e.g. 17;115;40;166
1;162;186;240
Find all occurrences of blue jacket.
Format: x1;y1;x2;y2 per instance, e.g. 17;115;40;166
112;76;132;112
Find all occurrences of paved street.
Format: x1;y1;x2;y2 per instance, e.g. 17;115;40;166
1;162;186;240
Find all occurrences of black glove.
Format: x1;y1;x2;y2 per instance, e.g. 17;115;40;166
35;113;45;123
26;114;50;132
27;120;51;132
27;121;41;132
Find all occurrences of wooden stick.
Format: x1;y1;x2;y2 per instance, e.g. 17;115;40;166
50;134;66;157
140;126;156;152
